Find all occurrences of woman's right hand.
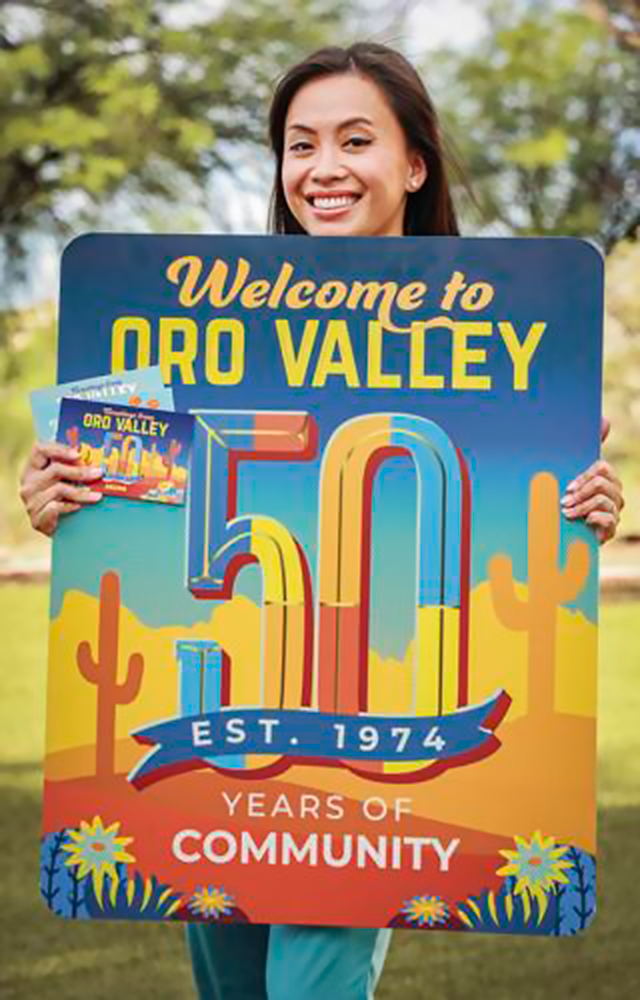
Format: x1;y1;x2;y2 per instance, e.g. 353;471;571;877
19;442;103;537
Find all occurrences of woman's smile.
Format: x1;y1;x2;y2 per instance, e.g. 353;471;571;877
305;190;363;219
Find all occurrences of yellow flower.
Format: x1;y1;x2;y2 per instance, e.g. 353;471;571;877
62;816;135;905
497;830;572;921
189;886;234;919
401;895;449;927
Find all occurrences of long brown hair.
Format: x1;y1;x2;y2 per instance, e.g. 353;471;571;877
268;42;463;236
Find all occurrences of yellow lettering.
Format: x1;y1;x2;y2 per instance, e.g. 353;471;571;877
275;319;319;387
166;255;250;308
452;322;492;390
346;281;400;331
286;280;316;309
410;319;451;389
312;320;360;387
240;280;270;308
267;261;295;308
111;316;151;373
498;321;546;391
396;281;427;312
367;321;401;389
205;319;245;385
440;271;467;311
316;280;348;309
461;282;495;312
159;317;198;385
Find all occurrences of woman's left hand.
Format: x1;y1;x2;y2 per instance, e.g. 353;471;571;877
561;418;624;544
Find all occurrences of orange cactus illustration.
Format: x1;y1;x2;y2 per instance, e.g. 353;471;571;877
66;426;80;450
161;438;182;480
489;472;590;720
77;571;144;777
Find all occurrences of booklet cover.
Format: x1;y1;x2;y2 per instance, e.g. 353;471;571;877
56;398;193;505
31;364;173;441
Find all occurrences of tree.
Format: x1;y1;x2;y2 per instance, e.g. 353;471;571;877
584;1;640;247
585;0;640;50
602;241;640;534
429;1;640;250
0;0;347;259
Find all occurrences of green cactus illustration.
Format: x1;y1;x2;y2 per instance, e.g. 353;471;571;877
489;472;590;720
77;571;144;777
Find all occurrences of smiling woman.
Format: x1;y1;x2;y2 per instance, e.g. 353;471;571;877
18;37;625;1000
269;43;462;238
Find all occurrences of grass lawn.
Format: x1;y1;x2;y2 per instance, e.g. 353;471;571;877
1;584;639;999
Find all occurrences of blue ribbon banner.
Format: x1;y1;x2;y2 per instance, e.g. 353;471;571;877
128;690;509;785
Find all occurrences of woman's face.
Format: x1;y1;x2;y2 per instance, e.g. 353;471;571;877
282;72;427;237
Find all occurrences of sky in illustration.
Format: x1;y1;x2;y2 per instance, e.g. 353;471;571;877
52;235;603;659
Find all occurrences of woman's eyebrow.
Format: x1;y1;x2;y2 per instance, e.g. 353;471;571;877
286;116;375;134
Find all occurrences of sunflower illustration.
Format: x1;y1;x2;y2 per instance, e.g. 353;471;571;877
497;830;572;919
401;895;449;927
189;886;235;920
62;816;135;904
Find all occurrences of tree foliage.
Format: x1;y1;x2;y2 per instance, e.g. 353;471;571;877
0;0;346;255
585;0;640;51
430;1;640;249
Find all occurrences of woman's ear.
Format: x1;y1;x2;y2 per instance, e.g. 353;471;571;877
406;153;428;192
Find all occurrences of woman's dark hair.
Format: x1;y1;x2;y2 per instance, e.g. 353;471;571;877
268;42;465;236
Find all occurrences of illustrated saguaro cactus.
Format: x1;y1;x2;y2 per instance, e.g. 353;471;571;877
489;472;590;720
66;426;79;450
162;439;182;480
77;571;144;777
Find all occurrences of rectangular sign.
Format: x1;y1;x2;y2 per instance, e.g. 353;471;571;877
41;234;602;935
56;398;193;505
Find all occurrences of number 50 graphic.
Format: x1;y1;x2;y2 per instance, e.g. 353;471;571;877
179;409;509;785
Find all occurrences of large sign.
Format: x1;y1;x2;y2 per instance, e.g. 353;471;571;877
42;235;601;935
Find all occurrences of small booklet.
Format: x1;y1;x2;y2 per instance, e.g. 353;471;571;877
31;365;173;442
56;398;194;506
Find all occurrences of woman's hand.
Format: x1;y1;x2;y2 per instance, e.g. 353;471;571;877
560;418;624;544
19;441;103;537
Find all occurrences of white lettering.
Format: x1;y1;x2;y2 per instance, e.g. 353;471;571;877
281;833;318;866
203;830;237;864
225;718;246;744
240;832;278;865
221;791;242;816
432;837;460;872
192;720;212;747
172;829;202;863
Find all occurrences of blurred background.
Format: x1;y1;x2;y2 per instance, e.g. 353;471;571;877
0;0;638;997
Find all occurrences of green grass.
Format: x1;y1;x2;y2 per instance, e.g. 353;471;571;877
1;585;639;999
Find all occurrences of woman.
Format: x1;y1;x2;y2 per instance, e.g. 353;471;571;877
20;42;623;1000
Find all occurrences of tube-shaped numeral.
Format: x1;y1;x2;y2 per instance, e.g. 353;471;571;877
316;413;470;728
188;412;316;723
120;434;142;478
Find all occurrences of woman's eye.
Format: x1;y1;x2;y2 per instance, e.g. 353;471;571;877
345;136;371;149
290;141;313;152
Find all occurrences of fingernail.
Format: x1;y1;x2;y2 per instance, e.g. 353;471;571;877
85;467;103;477
85;490;103;501
561;494;572;506
68;448;80;459
566;480;577;492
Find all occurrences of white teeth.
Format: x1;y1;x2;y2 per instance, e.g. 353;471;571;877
311;195;358;209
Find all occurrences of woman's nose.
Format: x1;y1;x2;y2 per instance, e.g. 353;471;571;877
309;145;348;183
